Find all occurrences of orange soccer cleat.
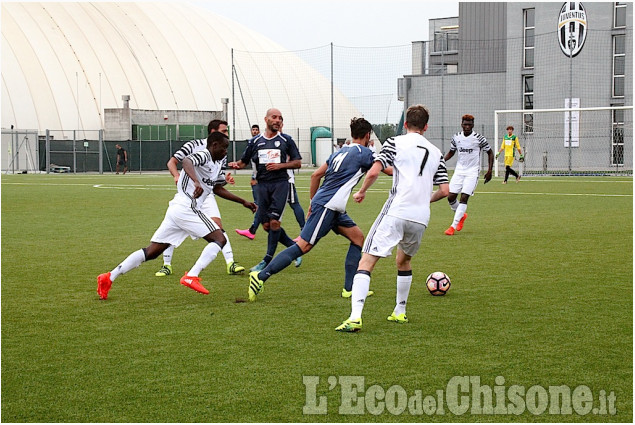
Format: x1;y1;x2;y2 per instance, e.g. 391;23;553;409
97;272;113;300
180;273;209;295
444;226;455;236
456;213;468;232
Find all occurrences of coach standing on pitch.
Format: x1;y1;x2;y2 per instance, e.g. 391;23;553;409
228;108;302;272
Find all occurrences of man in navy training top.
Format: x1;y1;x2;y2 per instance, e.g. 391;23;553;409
228;108;302;273
247;117;392;302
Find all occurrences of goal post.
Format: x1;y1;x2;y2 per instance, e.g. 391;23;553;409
494;106;633;176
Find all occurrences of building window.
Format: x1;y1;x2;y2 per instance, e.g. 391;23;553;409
614;2;627;28
612;109;624;166
434;31;458;52
523;8;535;68
523;75;534;133
613;35;625;97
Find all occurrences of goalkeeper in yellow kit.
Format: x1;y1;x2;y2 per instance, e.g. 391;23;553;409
496;125;523;184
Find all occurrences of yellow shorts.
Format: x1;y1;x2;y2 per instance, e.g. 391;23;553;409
504;156;515;167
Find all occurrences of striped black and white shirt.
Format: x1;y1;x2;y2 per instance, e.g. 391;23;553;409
173;139;227;187
173;149;224;210
449;131;491;176
376;133;449;226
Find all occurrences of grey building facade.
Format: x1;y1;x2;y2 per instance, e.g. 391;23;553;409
403;2;633;174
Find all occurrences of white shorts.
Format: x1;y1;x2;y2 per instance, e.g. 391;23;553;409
449;173;478;196
151;201;219;247
201;195;221;219
363;214;426;258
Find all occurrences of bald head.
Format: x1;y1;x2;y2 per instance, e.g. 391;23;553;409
264;108;283;136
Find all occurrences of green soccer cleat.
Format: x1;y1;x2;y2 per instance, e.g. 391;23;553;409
155;264;173;277
387;312;409;324
227;261;245;275
335;318;362;332
341;289;375;298
248;271;264;302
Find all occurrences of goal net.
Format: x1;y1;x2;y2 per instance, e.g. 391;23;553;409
494;106;633;176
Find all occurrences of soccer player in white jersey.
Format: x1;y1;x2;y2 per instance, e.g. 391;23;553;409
443;114;494;236
154;119;248;277
336;105;450;332
96;132;257;300
247;117;391;302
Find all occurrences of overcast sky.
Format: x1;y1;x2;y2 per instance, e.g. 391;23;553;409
195;0;459;50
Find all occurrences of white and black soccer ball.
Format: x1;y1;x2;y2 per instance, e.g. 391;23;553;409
426;272;451;296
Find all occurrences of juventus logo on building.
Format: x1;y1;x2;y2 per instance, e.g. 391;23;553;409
558;2;588;57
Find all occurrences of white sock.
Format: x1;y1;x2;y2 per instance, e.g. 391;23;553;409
188;242;222;277
162;245;174;266
350;273;371;320
221;231;234;264
394;273;412;315
452;203;468;228
110;249;146;281
449;199;459;211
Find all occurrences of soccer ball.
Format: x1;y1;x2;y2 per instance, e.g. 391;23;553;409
426;272;451;296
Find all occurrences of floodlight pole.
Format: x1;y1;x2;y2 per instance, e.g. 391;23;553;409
568;34;573;175
231;48;236;162
330;42;334;154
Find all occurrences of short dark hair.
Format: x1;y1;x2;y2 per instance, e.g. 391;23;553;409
350;117;372;139
406;105;429;130
462;114;475;122
207;130;229;147
208;119;228;134
506;125;514;130
251;124;260;130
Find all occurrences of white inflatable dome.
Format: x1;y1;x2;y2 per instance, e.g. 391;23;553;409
1;2;358;136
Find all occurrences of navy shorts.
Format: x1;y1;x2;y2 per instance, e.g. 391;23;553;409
255;180;289;222
300;203;356;245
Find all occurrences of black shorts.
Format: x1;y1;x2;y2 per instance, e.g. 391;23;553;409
254;180;289;222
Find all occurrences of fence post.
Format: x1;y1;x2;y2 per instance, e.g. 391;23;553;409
73;129;77;174
45;129;50;174
99;129;103;174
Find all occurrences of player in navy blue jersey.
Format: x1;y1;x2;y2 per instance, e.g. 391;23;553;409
228;108;302;273
247;117;392;302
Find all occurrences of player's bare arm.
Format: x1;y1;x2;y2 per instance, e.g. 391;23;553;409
181;157;203;198
430;183;450;203
264;158;301;171
483;149;494;184
213;185;257;212
444;150;455;161
167;157;180;184
228;160;247;169
309;163;328;200
353;161;383;203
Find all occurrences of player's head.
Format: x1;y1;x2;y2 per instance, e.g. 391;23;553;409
264;108;283;133
115;144;121;149
208;119;229;136
405;104;429;132
506;125;514;135
207;131;229;160
350;117;372;145
461;114;474;135
251;124;260;136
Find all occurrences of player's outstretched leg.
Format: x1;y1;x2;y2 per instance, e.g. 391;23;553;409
98;248;147;299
